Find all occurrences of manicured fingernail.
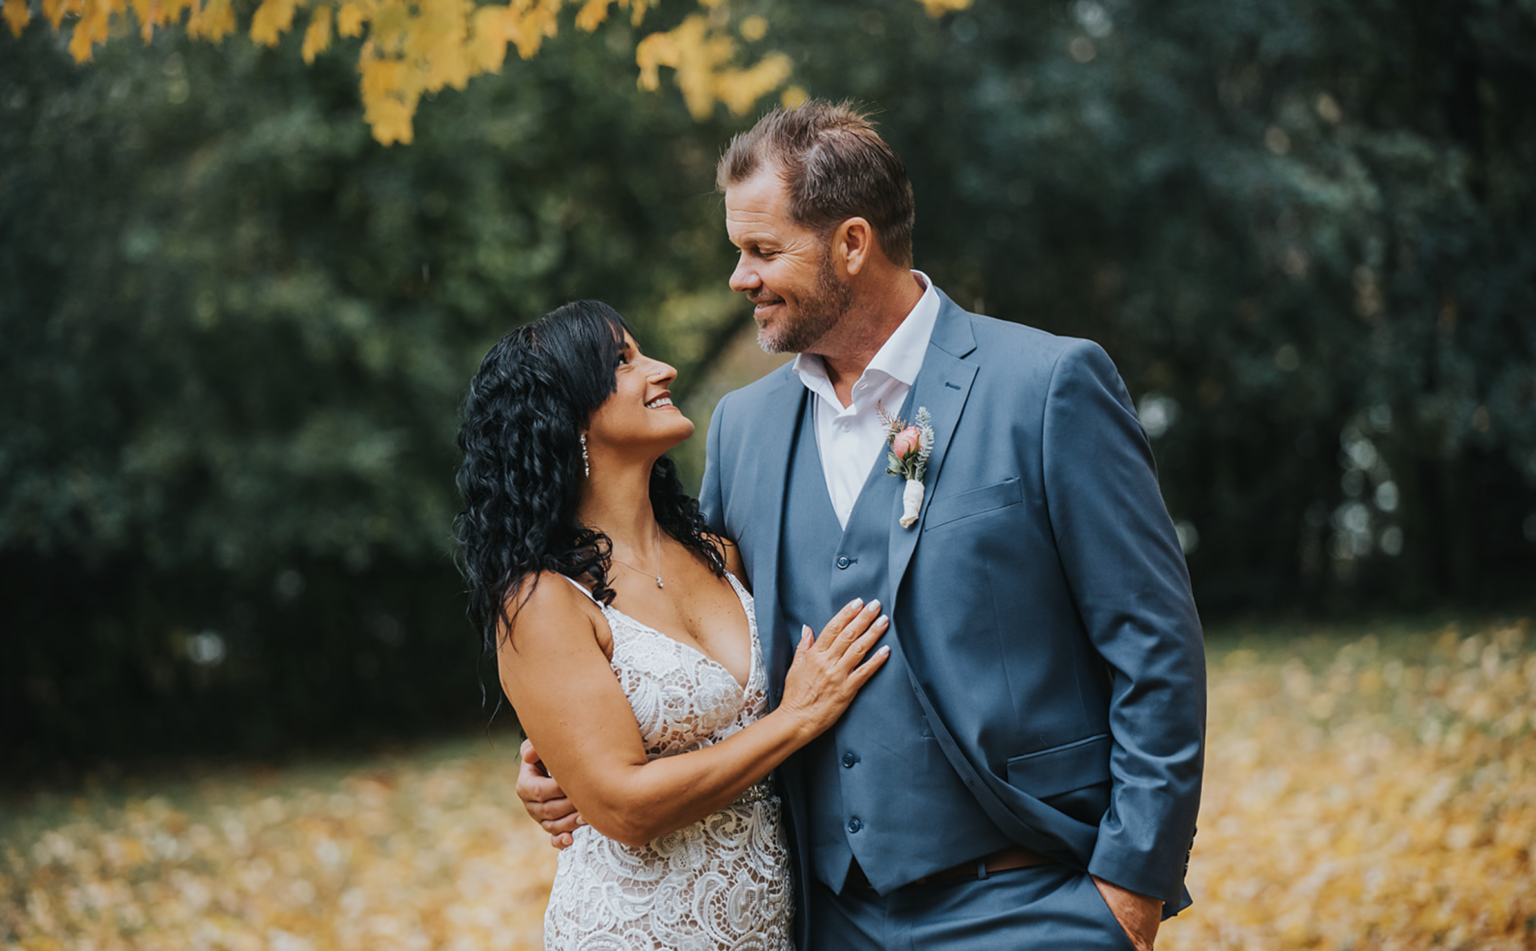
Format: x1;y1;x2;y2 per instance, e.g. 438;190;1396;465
802;624;813;637
848;598;864;610
878;615;889;626
877;646;891;656
867;599;881;611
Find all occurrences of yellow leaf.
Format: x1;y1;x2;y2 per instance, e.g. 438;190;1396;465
3;0;30;36
419;37;472;92
186;0;236;41
716;50;790;116
635;13;788;120
780;84;807;108
916;0;971;14
468;5;510;72
67;0;110;61
41;0;68;29
669;15;730;119
369;0;409;49
130;0;153;33
301;5;331;63
574;0;608;32
364;95;414;145
359;55;404;102
336;0;364;36
738;14;765;43
509;3;556;59
633;28;676;92
250;0;297;46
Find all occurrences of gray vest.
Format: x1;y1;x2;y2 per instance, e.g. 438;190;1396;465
778;393;1007;894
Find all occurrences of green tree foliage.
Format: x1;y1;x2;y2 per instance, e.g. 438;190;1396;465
3;0;1533;769
0;20;743;771
760;0;1536;611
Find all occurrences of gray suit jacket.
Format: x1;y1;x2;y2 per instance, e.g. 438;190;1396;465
699;290;1205;915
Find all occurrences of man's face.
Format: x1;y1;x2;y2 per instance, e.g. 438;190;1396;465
724;168;853;354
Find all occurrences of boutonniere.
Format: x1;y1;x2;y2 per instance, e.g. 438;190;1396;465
880;404;935;528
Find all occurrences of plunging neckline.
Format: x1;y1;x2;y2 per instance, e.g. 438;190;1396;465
567;572;756;692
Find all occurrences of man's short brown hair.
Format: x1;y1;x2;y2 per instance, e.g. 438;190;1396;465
717;100;915;267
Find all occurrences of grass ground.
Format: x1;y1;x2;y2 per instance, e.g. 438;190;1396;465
4;616;1533;951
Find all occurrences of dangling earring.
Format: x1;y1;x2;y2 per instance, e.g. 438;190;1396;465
580;433;590;477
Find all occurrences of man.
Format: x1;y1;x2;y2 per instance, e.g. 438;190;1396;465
519;100;1205;950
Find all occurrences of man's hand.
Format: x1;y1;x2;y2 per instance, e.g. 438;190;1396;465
516;738;583;849
1092;875;1162;951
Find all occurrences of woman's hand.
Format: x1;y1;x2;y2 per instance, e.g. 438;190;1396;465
776;598;891;738
517;738;582;849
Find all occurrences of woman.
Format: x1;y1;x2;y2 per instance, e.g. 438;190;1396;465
454;301;890;950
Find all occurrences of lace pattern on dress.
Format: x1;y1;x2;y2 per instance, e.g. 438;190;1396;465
543;573;794;951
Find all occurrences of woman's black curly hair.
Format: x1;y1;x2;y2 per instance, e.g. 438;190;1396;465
453;300;725;677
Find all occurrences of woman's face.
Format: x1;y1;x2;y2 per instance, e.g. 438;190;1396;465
584;332;694;459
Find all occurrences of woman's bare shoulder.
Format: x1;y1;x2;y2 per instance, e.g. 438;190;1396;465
499;570;605;654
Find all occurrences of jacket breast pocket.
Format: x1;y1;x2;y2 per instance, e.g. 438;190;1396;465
922;478;1023;532
1005;734;1112;800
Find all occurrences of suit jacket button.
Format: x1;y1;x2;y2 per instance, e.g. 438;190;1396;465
847;817;862;833
841;752;857;768
836;555;851;569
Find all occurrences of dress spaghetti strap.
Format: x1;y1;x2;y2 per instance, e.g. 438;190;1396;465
559;574;600;604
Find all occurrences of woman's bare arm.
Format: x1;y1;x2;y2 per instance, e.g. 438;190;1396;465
514;542;746;848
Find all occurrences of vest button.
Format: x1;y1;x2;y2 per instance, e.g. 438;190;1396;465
836;555;851;569
841;752;857;768
847;817;862;833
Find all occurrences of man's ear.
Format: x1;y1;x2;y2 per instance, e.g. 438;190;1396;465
834;217;874;276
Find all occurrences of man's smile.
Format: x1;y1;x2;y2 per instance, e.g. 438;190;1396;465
750;293;785;319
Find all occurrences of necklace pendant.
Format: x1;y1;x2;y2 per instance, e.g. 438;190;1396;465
656;577;664;589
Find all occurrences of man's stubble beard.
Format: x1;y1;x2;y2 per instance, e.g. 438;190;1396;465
756;251;854;355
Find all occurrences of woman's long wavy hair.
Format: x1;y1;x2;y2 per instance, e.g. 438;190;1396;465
454;301;724;691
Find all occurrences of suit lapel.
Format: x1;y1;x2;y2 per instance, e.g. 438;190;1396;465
728;372;813;883
736;371;807;701
887;295;978;612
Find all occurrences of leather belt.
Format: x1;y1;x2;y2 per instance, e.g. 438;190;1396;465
848;844;1051;890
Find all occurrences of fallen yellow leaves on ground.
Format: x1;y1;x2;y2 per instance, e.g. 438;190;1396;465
1161;619;1535;951
3;745;558;951
3;618;1532;950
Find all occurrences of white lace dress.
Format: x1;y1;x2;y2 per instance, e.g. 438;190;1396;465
544;573;793;951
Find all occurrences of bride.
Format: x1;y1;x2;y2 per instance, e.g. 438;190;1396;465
454;300;890;950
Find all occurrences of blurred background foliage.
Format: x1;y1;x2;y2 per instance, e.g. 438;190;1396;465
3;0;1534;775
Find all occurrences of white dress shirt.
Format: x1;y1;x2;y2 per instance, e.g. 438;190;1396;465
791;271;941;528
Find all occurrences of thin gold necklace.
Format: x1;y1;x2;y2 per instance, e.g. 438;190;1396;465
611;523;664;589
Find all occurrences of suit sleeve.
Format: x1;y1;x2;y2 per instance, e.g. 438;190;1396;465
1040;340;1206;912
698;392;729;537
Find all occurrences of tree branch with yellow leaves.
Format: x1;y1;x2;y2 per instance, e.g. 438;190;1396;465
3;0;971;145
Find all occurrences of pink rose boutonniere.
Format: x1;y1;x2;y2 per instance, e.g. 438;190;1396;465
880;405;935;528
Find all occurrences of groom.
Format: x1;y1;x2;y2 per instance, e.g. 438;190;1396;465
520;101;1205;950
